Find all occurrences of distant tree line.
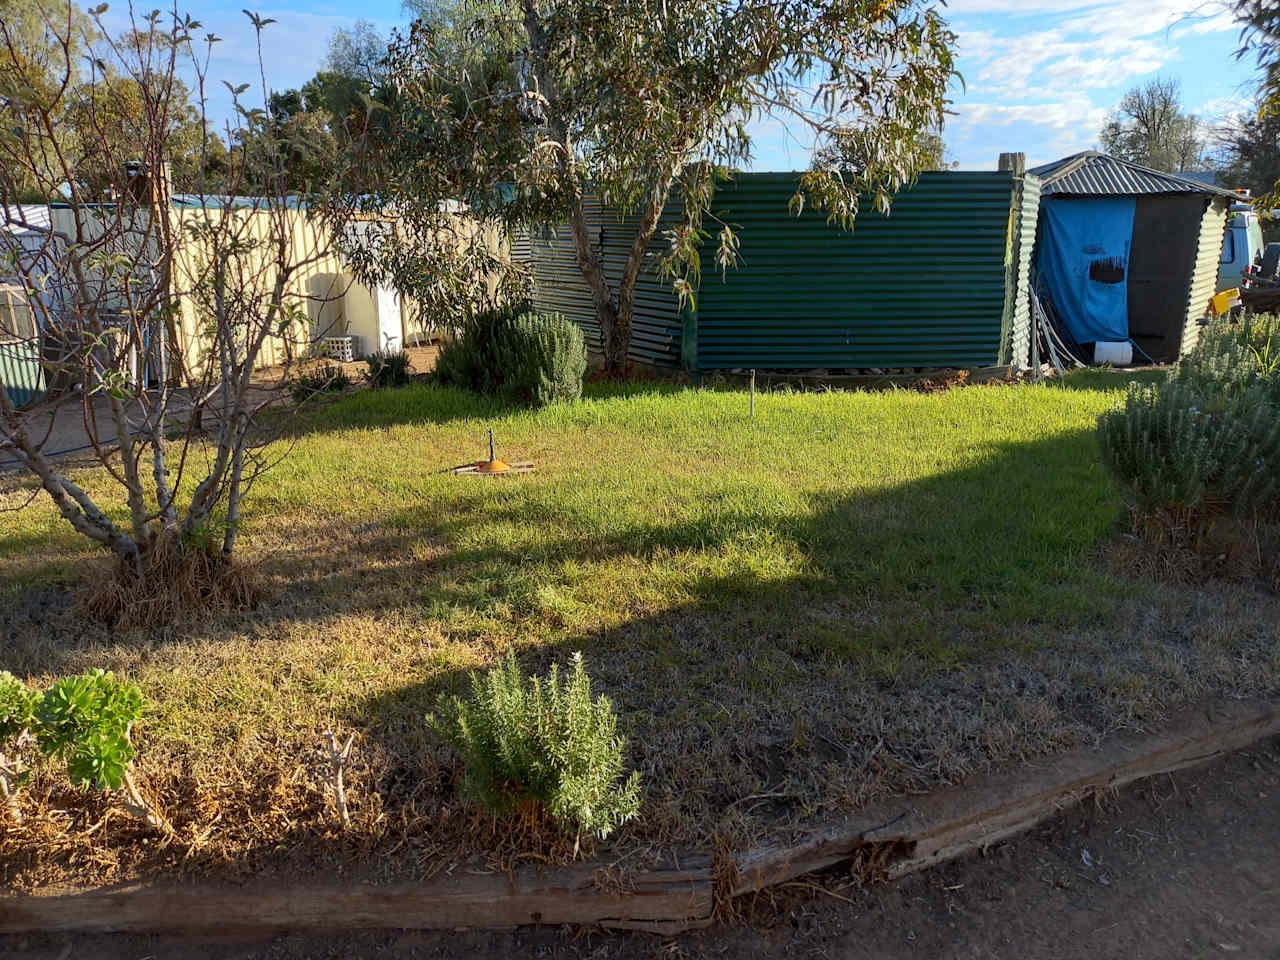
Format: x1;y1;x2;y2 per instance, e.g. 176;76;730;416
1;0;399;199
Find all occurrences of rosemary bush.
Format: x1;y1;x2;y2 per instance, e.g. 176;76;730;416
1098;316;1280;527
435;306;587;406
497;311;587;406
429;651;641;840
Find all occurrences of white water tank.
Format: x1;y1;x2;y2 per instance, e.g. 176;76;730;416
344;280;403;357
1093;341;1133;366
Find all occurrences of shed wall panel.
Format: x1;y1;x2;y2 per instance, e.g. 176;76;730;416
1004;174;1042;369
526;198;682;368
1181;198;1230;357
691;172;1017;370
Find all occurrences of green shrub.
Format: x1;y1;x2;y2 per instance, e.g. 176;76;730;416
1098;317;1280;529
499;311;587;406
435;305;587;406
1098;381;1278;516
1170;315;1280;408
429;651;641;841
0;671;39;746
365;349;413;389
289;363;352;403
0;670;170;832
433;304;521;396
35;669;143;791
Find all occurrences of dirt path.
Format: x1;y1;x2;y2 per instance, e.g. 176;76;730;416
5;736;1279;960
1;345;441;469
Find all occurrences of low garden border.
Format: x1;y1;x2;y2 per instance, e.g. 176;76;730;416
3;698;1277;937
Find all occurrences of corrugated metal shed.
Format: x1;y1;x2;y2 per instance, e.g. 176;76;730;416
0;283;42;408
1029;150;1237;363
526;198;683;368
0;341;42;408
689;172;1023;370
1181;198;1231;356
1030;151;1240;199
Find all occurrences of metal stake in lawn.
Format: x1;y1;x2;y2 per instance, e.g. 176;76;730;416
476;429;510;474
443;431;535;476
750;369;755;419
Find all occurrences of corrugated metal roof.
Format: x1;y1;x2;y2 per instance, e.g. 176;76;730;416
2;205;51;235
1030;151;1241;199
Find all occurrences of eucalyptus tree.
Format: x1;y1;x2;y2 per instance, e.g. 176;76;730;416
1234;0;1280;206
335;0;958;370
1098;78;1204;172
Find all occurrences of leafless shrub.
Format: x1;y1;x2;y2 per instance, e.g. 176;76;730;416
0;3;358;621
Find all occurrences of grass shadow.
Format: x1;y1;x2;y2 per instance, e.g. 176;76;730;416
6;401;1280;886
271;377;692;440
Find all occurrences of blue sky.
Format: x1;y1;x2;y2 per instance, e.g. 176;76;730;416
111;0;1263;172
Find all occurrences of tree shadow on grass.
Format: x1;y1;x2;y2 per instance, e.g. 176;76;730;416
345;425;1186;845
9;422;1280;885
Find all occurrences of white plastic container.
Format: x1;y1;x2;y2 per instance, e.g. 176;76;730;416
344;281;403;357
1092;341;1133;366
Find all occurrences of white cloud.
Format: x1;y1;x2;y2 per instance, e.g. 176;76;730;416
1197;93;1254;122
943;0;1103;14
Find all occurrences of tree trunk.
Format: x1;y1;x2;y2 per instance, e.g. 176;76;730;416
565;199;626;370
613;160;684;373
521;0;628;372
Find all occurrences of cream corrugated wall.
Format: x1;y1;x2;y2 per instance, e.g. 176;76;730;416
50;204;401;371
166;206;351;370
48;203;513;371
1180;198;1230;358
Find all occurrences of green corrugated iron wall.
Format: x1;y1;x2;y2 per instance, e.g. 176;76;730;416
524;171;1035;372
1001;174;1042;369
526;197;683;368
1179;197;1230;358
689;172;1024;370
0;340;43;407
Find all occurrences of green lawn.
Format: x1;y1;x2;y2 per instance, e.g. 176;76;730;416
1;369;1276;885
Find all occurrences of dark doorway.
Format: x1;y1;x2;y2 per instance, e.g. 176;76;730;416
1126;195;1204;363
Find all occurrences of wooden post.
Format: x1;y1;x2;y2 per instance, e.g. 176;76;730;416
998;152;1026;176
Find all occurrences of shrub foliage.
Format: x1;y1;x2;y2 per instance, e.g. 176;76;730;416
435;305;587;406
365;349;414;389
1098;315;1280;544
34;670;144;792
289;363;353;403
429;651;641;841
0;671;39;746
0;669;169;832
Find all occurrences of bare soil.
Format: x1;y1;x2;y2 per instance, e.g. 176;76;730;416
3;345;441;466
5;735;1279;960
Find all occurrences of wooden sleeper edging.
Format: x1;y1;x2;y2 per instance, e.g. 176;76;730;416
3;699;1276;936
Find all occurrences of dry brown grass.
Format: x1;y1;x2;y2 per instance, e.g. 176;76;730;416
79;532;268;630
1101;502;1280;593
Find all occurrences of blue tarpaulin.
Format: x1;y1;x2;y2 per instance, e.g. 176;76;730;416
1035;195;1134;345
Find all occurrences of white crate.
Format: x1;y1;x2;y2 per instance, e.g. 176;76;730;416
323;336;356;363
